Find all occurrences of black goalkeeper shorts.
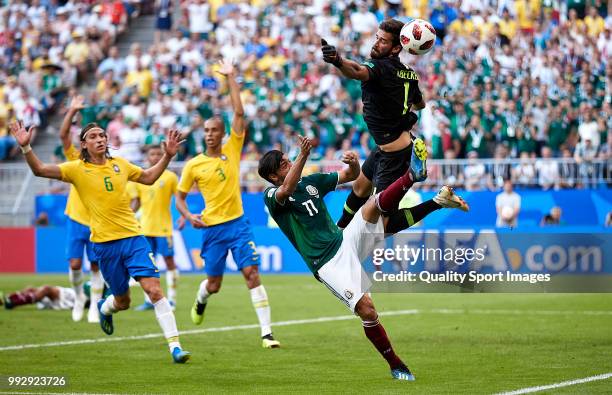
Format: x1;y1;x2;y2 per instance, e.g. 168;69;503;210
362;143;412;192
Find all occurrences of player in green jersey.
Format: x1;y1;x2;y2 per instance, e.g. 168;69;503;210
258;136;468;381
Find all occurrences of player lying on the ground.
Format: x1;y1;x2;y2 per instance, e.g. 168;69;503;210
0;281;102;311
10;120;191;364
258;136;468;381
58;95;104;323
321;18;427;229
176;60;280;349
127;144;180;312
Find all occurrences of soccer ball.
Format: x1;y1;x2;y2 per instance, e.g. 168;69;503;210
501;206;515;221
400;19;437;55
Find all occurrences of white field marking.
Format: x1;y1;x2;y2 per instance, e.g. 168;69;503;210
0;393;121;395
2;308;611;352
430;308;612;316
495;372;612;395
0;309;419;352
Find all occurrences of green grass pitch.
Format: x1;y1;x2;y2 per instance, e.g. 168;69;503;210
0;274;611;394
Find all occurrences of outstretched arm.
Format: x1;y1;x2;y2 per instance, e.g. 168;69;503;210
216;59;245;135
59;95;85;150
10;121;62;180
137;129;183;185
337;151;360;184
321;39;370;81
275;136;312;204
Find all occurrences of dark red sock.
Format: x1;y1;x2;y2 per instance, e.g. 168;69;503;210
9;291;36;306
376;172;413;212
363;318;404;369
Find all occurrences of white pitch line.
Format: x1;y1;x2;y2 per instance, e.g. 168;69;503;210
431;308;612;316
0;309;419;352
0;392;121;395
2;308;611;352
495;372;612;395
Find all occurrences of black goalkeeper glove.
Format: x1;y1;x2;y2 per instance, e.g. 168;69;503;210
321;38;343;68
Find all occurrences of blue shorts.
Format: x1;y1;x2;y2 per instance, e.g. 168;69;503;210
147;236;174;257
200;216;260;277
92;236;160;296
65;218;98;262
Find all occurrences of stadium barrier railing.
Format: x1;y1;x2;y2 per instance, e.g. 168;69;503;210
0;164;35;226
0;158;609;226
168;158;611;190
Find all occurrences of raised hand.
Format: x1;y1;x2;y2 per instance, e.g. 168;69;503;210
9;120;35;147
321;38;343;67
69;95;86;112
341;150;359;165
162;129;184;157
297;135;312;157
216;59;235;77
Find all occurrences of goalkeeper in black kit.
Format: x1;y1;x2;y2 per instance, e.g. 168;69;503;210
322;19;440;229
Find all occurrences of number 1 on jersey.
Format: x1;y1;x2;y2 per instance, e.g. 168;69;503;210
302;199;318;216
402;82;411;115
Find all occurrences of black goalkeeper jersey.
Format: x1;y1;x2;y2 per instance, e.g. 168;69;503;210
361;56;423;145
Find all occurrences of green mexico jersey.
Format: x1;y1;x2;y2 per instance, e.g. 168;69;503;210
264;173;342;273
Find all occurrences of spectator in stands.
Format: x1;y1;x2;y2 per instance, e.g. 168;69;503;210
513;152;536;187
96;46;127;79
64;28;89;80
541;206;564;226
558;147;578;189
115;117;146;164
536;146;560;190
184;0;213;40
597;132;611;186
5;0;608;201
154;0;173;45
496;180;521;228
35;212;49;226
487;144;511;190
0;117;17;161
464;151;486;191
574;137;598;188
578;107;600;148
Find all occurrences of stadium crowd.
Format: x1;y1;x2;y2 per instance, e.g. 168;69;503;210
1;0;611;191
0;0;135;161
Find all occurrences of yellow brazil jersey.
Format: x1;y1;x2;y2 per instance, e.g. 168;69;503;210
58;157;144;243
63;145;90;226
178;129;244;226
127;170;178;237
499;19;517;39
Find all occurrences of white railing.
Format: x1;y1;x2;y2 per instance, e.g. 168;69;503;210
167;158;611;191
0;164;32;213
0;157;609;225
0;163;35;226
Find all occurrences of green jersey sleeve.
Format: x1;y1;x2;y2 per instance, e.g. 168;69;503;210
302;172;339;197
263;187;284;214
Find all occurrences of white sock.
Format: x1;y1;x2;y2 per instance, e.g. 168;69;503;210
250;285;272;337
166;269;178;304
89;270;104;309
100;295;118;315
196;279;210;304
69;268;84;296
154;297;181;351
